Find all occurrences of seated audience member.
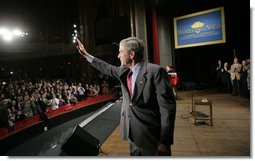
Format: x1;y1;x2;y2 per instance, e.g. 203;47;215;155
89;85;94;96
67;90;77;105
77;83;86;101
15;110;26;122
41;93;49;106
57;94;66;107
30;93;39;116
48;94;60;110
93;84;100;96
102;80;109;94
22;94;33;118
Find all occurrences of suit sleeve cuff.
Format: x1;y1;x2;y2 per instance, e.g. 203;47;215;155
87;55;94;63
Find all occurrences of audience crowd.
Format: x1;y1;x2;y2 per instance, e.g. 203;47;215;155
215;57;250;99
0;78;110;131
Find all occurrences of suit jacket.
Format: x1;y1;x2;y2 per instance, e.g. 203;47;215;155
230;63;242;80
91;57;176;148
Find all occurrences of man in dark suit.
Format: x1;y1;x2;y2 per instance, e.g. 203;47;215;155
0;99;10;129
76;37;176;156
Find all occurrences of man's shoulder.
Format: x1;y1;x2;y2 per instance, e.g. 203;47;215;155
146;62;162;69
146;63;165;72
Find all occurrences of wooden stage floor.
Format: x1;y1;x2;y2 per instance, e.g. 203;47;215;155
100;90;250;156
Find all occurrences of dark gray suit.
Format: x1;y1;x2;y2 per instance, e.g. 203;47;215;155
90;57;176;153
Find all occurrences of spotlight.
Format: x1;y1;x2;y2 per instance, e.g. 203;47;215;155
12;29;22;36
0;27;27;42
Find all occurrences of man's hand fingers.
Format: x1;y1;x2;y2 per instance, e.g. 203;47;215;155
77;39;81;44
76;46;82;54
77;39;83;48
76;38;89;57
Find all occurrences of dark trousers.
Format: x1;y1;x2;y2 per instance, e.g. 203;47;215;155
232;78;240;95
240;77;249;98
129;141;157;156
38;112;48;127
129;142;172;156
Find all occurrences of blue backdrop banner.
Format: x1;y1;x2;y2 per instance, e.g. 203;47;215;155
174;7;226;49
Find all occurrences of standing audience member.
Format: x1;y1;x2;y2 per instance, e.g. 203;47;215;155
166;64;178;99
239;60;249;98
215;60;224;92
31;93;49;131
0;98;11;129
221;62;232;93
85;84;90;97
246;59;250;94
230;58;242;96
7;108;15;129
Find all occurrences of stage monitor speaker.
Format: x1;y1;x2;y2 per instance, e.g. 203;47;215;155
61;125;100;156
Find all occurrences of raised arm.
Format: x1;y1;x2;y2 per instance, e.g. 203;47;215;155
76;39;91;60
76;39;124;79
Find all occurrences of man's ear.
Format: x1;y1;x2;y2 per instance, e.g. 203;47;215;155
130;50;135;59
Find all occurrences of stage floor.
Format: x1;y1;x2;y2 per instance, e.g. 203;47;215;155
100;90;250;156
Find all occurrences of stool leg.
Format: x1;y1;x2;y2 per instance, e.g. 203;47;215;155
210;104;213;126
193;105;196;125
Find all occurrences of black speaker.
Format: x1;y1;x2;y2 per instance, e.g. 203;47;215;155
61;125;100;156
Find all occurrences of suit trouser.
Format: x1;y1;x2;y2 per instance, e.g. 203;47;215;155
129;141;172;156
129;141;157;156
232;78;240;95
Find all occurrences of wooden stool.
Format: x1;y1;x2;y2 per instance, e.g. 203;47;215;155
193;99;213;126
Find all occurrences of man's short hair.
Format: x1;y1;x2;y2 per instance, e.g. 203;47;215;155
120;37;144;61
